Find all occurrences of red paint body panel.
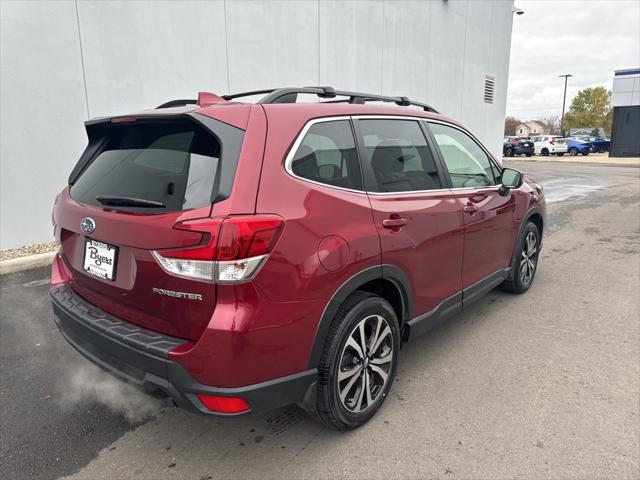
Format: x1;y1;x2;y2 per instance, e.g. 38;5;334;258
210;105;266;216
454;187;518;287
368;191;464;316
169;282;325;387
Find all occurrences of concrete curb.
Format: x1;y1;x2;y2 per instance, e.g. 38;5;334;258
502;157;640;166
0;252;56;275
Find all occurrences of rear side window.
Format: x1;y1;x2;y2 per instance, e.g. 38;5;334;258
429;122;499;188
290;120;362;190
358;119;442;193
70;120;221;212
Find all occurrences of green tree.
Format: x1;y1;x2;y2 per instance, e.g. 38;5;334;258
563;86;612;136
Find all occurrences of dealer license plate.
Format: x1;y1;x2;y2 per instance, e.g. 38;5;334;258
83;239;117;281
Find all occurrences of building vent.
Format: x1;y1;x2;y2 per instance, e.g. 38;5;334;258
484;76;495;104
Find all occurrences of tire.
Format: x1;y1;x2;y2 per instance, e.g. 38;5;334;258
541;148;549;156
556;152;565;156
525;153;532;157
315;291;400;430
505;147;514;157
501;221;541;294
597;146;606;153
569;147;578;156
581;151;589;156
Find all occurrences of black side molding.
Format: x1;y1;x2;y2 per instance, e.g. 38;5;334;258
404;268;510;343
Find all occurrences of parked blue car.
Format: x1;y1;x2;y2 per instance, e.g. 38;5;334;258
575;136;610;153
565;138;591;156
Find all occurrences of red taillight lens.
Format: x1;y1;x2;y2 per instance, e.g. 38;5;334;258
196;394;251;414
217;216;284;261
511;141;518;145
153;215;284;283
549;140;555;145
157;218;223;260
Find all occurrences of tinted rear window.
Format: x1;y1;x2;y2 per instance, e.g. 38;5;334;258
71;120;220;212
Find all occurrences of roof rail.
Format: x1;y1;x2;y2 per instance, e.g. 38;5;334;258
257;87;439;113
156;87;438;113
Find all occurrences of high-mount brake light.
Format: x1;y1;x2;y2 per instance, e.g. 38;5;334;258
110;116;138;124
152;216;284;283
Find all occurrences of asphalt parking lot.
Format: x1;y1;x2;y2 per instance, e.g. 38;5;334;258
1;160;638;480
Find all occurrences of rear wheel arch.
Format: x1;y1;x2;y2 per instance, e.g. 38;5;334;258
306;265;411;369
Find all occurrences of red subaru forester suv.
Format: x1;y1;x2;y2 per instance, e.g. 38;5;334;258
51;87;545;430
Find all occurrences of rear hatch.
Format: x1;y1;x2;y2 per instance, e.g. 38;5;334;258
53;113;245;340
519;139;533;148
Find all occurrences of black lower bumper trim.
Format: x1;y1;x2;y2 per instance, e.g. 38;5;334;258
51;285;317;415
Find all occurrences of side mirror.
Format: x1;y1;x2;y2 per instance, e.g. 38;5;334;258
499;168;523;196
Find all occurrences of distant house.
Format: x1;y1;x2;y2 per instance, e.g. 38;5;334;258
569;127;606;138
515;120;549;137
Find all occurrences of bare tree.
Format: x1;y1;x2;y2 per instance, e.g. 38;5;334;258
543;116;561;135
504;116;522;136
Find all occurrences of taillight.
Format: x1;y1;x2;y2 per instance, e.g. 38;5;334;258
549;140;555;145
152;215;284;284
511;141;518;145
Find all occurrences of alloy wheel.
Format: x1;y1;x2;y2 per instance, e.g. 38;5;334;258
520;231;538;286
337;314;394;413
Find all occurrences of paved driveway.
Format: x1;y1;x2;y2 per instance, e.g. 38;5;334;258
1;161;638;480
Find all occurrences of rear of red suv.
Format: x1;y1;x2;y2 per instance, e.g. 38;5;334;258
51;101;322;416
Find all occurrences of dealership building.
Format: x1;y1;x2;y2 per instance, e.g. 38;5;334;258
0;1;515;250
610;68;640;157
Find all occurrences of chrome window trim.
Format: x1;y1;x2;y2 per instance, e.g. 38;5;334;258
424;118;504;179
352;115;451;195
282;114;504;196
283;116;366;195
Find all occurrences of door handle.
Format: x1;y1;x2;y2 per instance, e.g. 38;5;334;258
382;216;407;230
463;202;478;214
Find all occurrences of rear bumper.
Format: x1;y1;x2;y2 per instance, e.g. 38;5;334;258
51;284;316;415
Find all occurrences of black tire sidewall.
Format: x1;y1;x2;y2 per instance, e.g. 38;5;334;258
511;222;540;292
320;295;400;429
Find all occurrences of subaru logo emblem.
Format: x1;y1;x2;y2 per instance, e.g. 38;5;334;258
80;217;95;234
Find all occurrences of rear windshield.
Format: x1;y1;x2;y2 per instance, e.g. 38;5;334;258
70;120;220;212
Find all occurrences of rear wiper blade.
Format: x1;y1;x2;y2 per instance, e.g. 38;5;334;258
96;195;166;208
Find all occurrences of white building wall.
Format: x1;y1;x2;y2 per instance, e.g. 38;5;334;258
0;0;514;250
611;69;640;107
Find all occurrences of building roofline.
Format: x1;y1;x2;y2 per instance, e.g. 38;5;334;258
615;68;640;76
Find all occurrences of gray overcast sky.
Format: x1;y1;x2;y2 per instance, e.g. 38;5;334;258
506;0;640;120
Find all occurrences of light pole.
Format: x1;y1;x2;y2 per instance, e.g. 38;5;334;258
559;74;572;136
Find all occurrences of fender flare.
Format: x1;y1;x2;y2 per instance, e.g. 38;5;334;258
306;264;412;369
507;205;543;277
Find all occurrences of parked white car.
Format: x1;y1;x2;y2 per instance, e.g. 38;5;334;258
530;135;568;156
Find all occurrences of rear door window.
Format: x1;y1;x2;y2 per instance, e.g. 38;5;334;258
289;120;362;190
70;120;220;212
356;119;443;193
